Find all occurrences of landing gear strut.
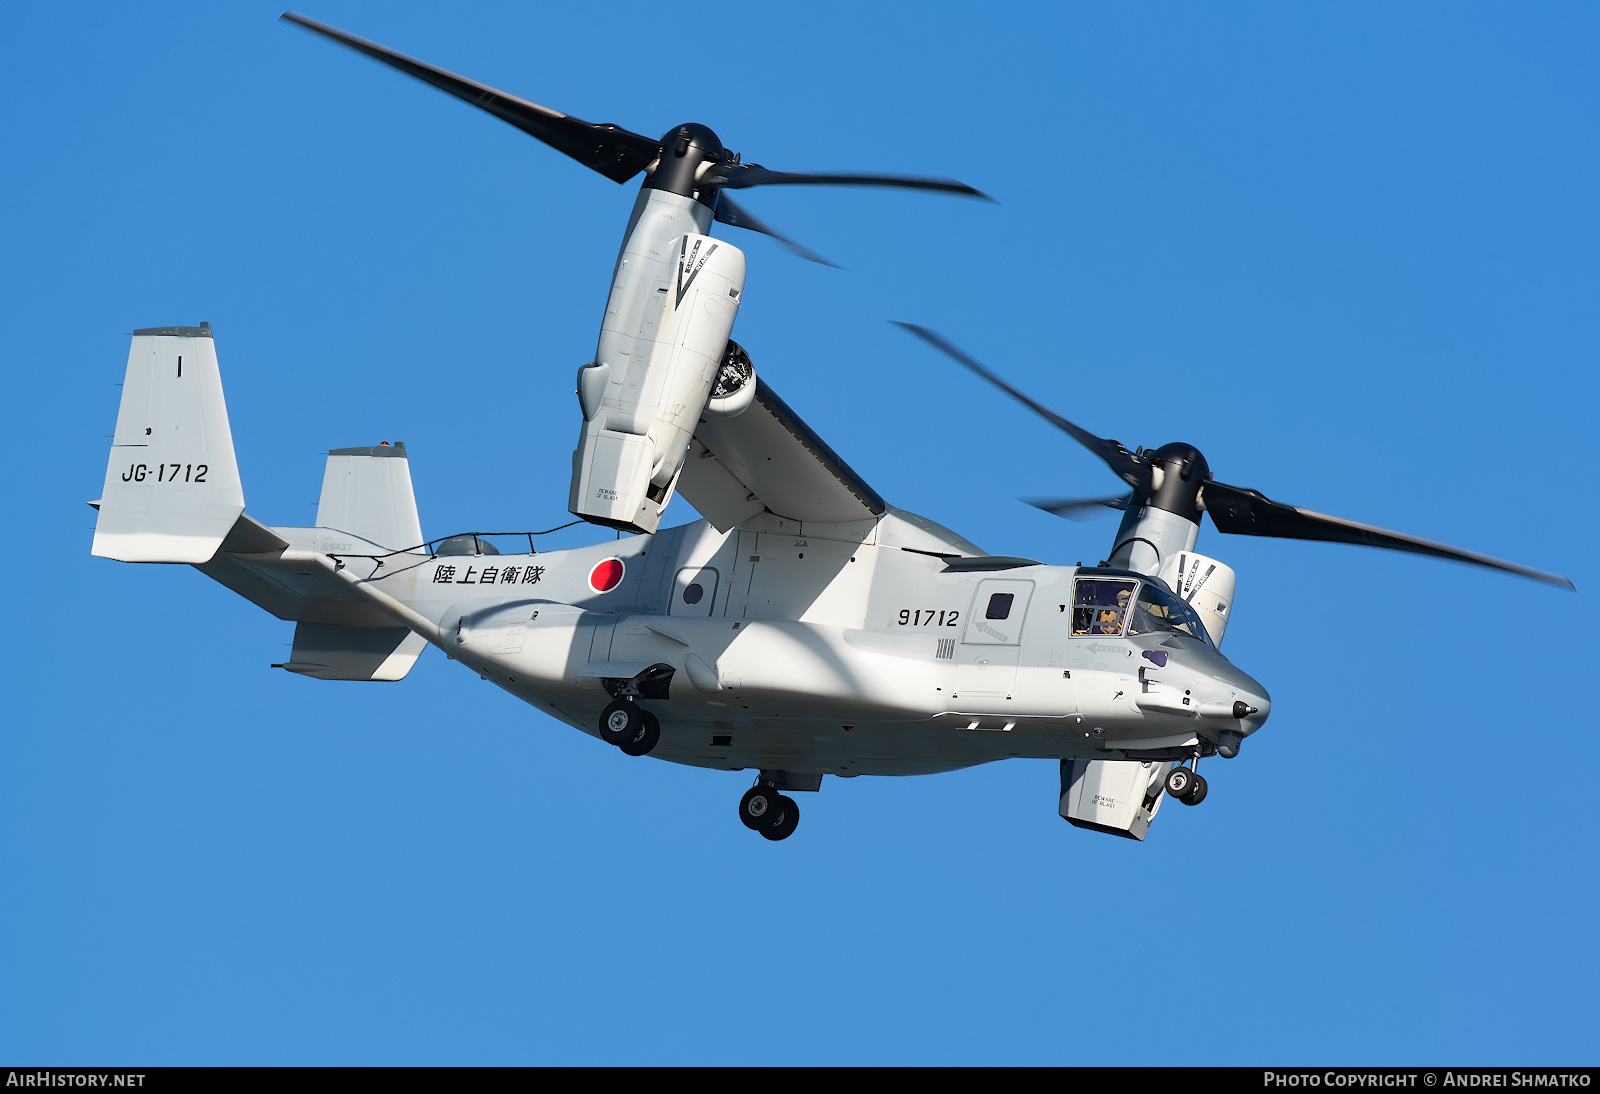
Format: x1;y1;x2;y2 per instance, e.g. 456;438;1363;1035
739;783;799;840
1165;758;1208;806
598;699;660;756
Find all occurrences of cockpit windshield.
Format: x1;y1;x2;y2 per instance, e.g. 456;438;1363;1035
1127;582;1213;644
1072;579;1138;636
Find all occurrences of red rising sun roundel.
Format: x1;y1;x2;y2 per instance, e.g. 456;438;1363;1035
589;557;624;593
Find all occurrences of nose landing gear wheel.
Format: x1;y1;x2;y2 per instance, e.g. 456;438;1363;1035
618;710;660;756
1179;771;1208;806
739;785;783;831
760;795;799;841
1165;766;1195;798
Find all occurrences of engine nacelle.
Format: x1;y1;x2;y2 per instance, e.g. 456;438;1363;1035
1059;758;1176;841
705;340;756;418
570;207;746;534
1157;550;1236;646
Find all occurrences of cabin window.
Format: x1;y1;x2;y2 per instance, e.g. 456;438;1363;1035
1126;583;1213;644
985;592;1015;620
1072;579;1137;636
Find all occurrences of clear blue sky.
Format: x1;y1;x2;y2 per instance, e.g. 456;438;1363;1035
2;0;1596;1065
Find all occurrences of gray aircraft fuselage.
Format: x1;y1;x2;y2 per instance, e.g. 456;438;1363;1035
281;506;1270;779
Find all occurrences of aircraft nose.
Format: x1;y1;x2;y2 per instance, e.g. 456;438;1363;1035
1158;642;1271;754
1230;682;1270;730
1205;657;1270;757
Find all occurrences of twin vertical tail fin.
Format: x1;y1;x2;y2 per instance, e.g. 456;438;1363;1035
92;323;244;563
289;442;428;681
93;324;429;682
315;443;423;551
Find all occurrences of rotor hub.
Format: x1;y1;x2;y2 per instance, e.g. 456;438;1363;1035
645;123;727;202
1146;441;1209;522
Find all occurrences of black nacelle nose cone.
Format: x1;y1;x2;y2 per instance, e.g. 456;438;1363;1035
1147;442;1210;521
1150;441;1209;481
661;122;724;158
647;123;725;198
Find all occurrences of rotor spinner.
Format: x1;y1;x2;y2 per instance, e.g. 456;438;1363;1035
644;124;729;204
1142;442;1209;523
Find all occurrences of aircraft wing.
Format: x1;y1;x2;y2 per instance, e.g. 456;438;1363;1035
676;379;887;530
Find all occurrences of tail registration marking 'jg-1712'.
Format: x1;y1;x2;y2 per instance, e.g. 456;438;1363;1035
119;463;208;483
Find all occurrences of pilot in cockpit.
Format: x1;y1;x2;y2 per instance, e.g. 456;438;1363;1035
1072;579;1136;636
1089;587;1132;635
1099;587;1132;634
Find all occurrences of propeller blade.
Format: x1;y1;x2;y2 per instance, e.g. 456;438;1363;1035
892;322;1154;492
1202;480;1575;589
703;163;991;200
1024;494;1134;521
713;195;840;268
280;12;659;184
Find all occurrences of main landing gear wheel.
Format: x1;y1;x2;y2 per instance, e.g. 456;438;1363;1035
760;795;799;841
1179;771;1208;806
618;710;660;757
598;700;642;747
1165;766;1195;798
739;785;783;831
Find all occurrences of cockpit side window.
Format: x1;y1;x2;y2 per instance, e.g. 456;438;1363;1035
1072;579;1137;636
1127;583;1213;644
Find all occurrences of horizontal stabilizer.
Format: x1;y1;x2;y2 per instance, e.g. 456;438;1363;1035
197;514;400;629
281;623;426;681
93;324;244;563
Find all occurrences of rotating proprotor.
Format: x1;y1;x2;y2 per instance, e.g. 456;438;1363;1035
280;12;992;531
894;322;1574;590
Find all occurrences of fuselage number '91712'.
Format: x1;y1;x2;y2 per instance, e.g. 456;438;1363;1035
897;609;959;627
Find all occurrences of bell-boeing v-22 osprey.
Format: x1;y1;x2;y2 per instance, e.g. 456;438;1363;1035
91;14;1574;842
